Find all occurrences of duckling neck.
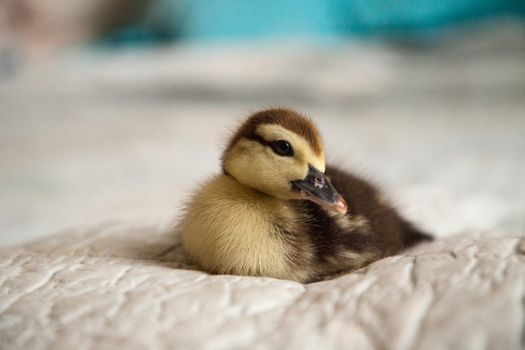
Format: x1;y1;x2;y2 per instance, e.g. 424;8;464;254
223;173;294;221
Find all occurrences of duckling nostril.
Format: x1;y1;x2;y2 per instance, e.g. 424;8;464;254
314;176;324;189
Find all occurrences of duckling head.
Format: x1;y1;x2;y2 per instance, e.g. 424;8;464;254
222;108;347;214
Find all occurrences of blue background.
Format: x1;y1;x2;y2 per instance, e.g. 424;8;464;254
104;0;525;44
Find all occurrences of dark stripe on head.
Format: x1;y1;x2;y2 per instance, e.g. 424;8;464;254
223;108;323;158
245;131;272;147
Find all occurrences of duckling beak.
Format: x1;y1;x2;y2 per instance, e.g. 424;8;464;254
291;165;348;214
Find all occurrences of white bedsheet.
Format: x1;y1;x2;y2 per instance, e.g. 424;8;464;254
1;224;524;349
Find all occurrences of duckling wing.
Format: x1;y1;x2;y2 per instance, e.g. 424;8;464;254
325;165;432;254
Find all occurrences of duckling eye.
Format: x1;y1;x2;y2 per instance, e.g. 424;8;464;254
270;140;294;157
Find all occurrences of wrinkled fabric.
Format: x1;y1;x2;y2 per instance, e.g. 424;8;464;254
0;224;524;350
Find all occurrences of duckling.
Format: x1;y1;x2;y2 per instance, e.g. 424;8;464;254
179;108;432;283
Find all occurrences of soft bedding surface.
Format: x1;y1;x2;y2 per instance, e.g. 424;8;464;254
1;226;524;349
1;23;525;349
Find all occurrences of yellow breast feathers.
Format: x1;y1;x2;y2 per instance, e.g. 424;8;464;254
179;175;301;280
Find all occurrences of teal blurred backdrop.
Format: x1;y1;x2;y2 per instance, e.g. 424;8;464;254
105;0;525;44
